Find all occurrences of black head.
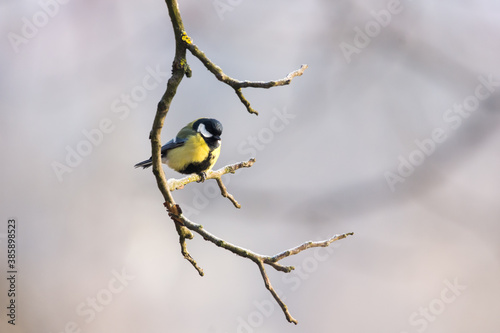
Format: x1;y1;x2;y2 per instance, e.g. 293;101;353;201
193;118;223;148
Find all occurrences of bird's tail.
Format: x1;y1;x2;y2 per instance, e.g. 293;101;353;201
134;159;153;169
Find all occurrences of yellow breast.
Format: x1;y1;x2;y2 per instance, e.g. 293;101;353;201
165;134;220;173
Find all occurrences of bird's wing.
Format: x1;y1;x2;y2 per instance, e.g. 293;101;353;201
175;121;198;140
160;137;187;157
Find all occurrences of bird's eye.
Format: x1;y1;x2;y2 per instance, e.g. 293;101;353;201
197;123;213;138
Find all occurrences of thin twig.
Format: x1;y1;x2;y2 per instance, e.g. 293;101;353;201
184;37;307;115
166;159;255;208
176;222;204;276
168;158;255;191
256;260;298;324
268;233;355;263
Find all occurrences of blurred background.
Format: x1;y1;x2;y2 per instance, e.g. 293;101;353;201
1;0;500;332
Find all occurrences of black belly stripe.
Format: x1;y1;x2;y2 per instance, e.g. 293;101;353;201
180;151;214;174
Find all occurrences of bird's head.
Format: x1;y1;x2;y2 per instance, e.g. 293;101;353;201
193;118;223;148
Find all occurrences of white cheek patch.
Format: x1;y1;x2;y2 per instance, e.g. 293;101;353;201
198;123;213;138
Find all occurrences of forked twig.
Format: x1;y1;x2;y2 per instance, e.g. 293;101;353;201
144;0;353;324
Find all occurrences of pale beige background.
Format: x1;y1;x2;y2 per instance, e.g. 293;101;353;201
1;1;500;332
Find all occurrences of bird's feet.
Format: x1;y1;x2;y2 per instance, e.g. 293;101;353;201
197;172;207;183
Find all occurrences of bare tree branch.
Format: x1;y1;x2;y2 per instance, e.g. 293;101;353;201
168;158;254;190
182;32;308;115
141;0;353;324
166;158;255;208
268;233;355;263
256;260;296;323
170;211;354;324
173;219;203;276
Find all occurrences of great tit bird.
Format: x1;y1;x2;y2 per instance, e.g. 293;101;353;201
134;118;223;181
